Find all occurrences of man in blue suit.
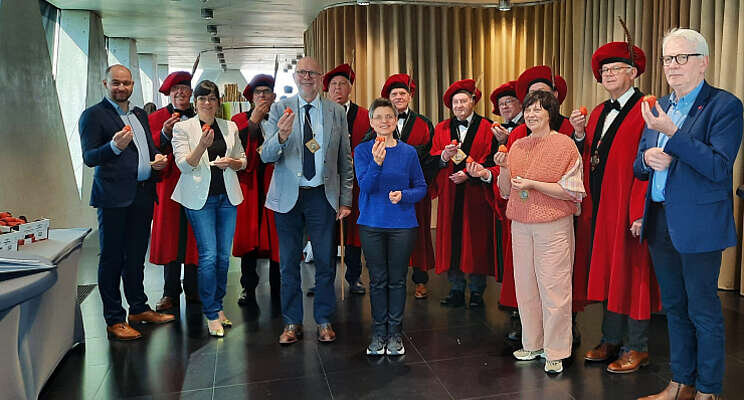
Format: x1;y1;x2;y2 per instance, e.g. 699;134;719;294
634;29;742;400
79;64;175;341
262;57;354;345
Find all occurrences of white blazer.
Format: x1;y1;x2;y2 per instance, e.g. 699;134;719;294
171;116;247;210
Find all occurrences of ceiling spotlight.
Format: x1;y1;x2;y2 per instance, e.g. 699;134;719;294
498;0;511;11
356;0;370;5
207;25;217;35
211;36;220;44
217;52;225;59
201;8;214;19
214;45;223;52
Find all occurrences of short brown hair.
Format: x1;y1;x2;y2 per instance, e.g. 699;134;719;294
522;90;562;130
368;97;398;120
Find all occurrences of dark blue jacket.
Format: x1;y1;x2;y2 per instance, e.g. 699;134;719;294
633;81;743;253
79;98;159;208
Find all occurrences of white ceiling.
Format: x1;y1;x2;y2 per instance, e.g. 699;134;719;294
47;0;545;70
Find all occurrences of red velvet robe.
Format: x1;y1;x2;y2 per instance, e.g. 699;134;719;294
498;115;588;310
579;90;661;320
399;111;437;270
430;114;497;275
341;102;370;248
148;106;199;265
231;111;280;262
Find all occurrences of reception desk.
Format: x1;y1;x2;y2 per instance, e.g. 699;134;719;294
0;228;90;400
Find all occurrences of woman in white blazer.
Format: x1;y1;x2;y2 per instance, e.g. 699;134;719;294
171;80;247;337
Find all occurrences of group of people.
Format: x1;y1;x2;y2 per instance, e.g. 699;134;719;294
78;26;740;399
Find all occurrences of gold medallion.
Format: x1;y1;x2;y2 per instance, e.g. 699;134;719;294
451;149;467;165
305;138;320;153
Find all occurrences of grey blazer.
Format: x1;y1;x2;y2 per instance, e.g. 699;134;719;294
261;94;354;213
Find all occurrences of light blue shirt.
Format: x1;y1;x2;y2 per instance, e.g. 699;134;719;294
650;80;704;202
106;97;151;181
298;94;325;187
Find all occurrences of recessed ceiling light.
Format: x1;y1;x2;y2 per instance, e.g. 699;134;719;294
498;0;511;11
211;37;220;44
201;8;214;19
214;45;223;52
207;25;217;35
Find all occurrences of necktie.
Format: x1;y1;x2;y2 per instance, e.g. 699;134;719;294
607;100;621;111
398;112;408;120
174;108;195;118
303;104;315;180
502;121;516;129
454;119;468;128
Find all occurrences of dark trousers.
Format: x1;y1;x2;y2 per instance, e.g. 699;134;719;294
412;267;429;284
343;245;363;284
359;226;417;338
601;302;650;352
163;262;198;298
97;184;154;325
240;251;280;294
274;186;337;325
647;202;724;394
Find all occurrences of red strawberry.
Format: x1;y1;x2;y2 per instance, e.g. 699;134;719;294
579;106;588;116
643;95;657;109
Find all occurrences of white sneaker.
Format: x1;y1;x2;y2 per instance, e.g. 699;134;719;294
513;348;545;360
303;241;314;263
544;359;563;374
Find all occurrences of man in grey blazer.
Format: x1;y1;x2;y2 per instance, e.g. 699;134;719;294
261;57;354;344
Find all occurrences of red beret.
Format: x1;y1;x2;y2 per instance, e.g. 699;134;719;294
591;42;646;82
322;64;355;92
381;73;416;98
443;79;482;109
516;66;567;105
159;71;192;95
489;81;518;115
242;74;275;102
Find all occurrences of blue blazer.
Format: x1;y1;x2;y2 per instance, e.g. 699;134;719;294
633;81;743;253
79;98;160;208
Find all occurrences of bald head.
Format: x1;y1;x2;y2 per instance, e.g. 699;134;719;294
294;57;322;101
103;64;134;104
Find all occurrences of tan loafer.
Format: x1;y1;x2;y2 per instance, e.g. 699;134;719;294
607;350;649;374
128;310;176;325
155;296;177;311
279;324;303;345
584;342;620;362
317;323;336;343
107;322;142;341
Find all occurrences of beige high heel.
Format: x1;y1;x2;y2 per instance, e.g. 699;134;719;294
208;319;224;337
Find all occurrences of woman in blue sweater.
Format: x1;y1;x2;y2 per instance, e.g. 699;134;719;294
355;98;427;356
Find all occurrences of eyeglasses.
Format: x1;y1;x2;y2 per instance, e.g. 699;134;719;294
253;88;273;96
498;98;517;107
660;53;702;66
372;114;396;121
600;65;632;76
196;96;219;103
295;70;321;78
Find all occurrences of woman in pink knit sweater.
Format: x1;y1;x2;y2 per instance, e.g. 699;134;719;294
494;90;585;375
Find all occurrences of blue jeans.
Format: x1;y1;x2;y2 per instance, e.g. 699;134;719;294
601;304;650;352
185;194;237;320
647;203;724;394
447;269;486;294
359;226;417;338
274;186;337;325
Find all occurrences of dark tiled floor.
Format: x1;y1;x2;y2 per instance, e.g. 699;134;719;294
39;234;744;399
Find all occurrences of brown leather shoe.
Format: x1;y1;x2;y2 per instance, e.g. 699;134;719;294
279;324;303;345
128;310;176;325
414;283;429;299
607;350;649;373
694;392;722;400
584;342;620;361
155;296;178;311
638;381;696;400
317;323;336;343
107;323;142;341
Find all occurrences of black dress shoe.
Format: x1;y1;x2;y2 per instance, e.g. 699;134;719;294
469;292;484;308
238;289;257;307
440;291;465;307
349;281;366;295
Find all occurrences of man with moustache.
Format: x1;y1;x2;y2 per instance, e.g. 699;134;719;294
322;63;369;295
232;74;281;308
381;73;437;299
148;71;200;311
430;79;497;308
79;64;174;341
262;57;354;344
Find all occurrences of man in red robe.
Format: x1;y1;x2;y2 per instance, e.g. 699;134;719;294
322;63;370;295
231;74;281;308
570;42;661;374
148;71;199;311
430;79;497;308
382;73;437;299
500;66;585;344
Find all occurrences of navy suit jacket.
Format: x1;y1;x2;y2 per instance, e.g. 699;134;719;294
79;98;160;208
633;81;743;253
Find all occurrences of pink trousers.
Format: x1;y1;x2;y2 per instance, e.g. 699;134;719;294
511;215;574;360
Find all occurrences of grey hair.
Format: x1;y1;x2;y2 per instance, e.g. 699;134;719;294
662;28;709;56
368;97;398;120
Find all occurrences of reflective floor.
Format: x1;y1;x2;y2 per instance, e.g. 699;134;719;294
39;234;744;399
